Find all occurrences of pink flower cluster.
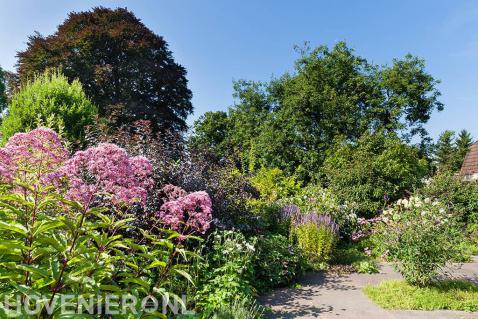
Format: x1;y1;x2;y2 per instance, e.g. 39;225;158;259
0;149;14;183
0;129;157;210
161;184;187;201
0;128;68;183
158;190;212;236
59;143;153;207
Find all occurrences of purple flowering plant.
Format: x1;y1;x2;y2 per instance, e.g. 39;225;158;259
281;204;339;266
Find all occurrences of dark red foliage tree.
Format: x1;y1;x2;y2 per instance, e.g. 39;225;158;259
17;7;192;132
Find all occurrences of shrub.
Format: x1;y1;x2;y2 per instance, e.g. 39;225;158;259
194;230;256;316
376;196;462;286
253;234;304;292
1;70;97;145
182;161;257;231
420;172;478;224
249;167;301;203
246;167;302;233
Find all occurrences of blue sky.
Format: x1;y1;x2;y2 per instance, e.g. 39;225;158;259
1;0;477;140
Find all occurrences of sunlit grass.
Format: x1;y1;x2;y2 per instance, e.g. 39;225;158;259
363;279;478;312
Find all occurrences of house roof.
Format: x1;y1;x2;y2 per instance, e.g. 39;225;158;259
460;141;478;175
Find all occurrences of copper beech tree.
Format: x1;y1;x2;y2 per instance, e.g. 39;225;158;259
17;7;192;132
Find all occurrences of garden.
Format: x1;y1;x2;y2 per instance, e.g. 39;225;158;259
0;6;477;319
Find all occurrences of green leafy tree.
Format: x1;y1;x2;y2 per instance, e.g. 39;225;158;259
191;43;443;180
190;111;230;159
191;81;271;171
1;70;97;145
322;132;429;215
258;45;442;178
0;67;6;114
17;7;192;132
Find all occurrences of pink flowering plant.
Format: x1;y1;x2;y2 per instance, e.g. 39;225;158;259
0;127;68;186
57;142;154;207
158;189;213;239
0;128;204;316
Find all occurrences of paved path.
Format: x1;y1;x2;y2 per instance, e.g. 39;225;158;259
259;258;478;319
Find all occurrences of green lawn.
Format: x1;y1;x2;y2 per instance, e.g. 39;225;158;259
363;279;478;312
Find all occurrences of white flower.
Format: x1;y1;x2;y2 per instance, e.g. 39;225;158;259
245;243;255;252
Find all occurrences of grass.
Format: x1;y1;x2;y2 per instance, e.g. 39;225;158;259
363;279;478;312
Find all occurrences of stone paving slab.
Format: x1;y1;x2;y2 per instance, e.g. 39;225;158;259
259;258;478;319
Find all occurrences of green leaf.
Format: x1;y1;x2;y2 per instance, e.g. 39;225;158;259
121;278;151;291
146;260;167;270
0;221;27;236
33;220;64;237
0;240;28;251
173;268;195;286
16;264;50;278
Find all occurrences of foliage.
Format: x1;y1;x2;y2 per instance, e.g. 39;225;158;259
0;128;199;317
250;167;301;203
209;297;264;319
376;196;462;286
252;234;304;292
142;149;258;231
191;42;442;180
190;111;231;161
17;7;192;132
194;230;256;316
420;172;478;224
434;129;473;173
434;130;457;172
0;71;97;145
0;66;6;113
331;238;381;266
354;261;379;274
247;167;301;232
364;280;478;312
178;159;257;231
322;132;429;215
